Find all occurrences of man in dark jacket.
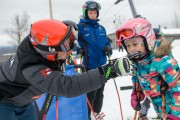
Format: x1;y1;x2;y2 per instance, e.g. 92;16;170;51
77;1;112;119
0;19;131;120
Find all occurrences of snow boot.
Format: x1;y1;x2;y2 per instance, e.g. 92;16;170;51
91;112;105;120
138;114;149;120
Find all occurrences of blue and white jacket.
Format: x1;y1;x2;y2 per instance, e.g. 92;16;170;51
77;18;111;69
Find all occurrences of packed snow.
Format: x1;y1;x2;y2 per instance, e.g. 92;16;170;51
100;39;180;120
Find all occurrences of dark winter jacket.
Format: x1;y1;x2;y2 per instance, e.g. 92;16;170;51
77;18;111;69
0;35;107;106
132;39;180;117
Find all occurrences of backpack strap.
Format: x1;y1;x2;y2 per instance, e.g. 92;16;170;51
34;94;54;120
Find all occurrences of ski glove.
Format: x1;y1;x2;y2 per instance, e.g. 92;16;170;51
98;57;132;80
131;91;145;111
104;46;112;56
167;114;180;120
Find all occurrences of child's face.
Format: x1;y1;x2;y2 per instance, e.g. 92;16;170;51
87;10;97;20
124;37;146;55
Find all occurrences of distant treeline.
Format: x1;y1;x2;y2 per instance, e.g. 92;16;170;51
0;55;12;62
0;46;16;55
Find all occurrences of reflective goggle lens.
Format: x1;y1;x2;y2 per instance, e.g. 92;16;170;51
120;29;133;37
60;26;77;52
88;3;101;10
117;29;134;41
32;26;78;53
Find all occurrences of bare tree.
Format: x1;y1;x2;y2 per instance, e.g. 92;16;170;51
4;12;30;46
172;12;180;28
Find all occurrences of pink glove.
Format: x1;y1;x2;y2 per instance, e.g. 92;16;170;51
131;91;145;111
167;114;179;120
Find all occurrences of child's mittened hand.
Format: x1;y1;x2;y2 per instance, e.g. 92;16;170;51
131;91;145;111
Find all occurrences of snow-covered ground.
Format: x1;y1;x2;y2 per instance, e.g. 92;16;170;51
101;40;180;120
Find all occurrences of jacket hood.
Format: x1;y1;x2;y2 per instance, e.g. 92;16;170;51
154;38;172;57
135;38;172;65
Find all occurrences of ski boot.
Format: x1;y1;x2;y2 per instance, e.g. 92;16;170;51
95;112;105;120
91;112;105;120
138;114;149;120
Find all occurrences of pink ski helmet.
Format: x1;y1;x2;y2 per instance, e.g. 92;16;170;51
116;18;156;52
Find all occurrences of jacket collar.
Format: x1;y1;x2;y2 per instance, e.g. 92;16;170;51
136;38;172;65
79;17;99;27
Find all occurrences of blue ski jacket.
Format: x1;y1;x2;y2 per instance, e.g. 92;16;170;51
77;18;111;69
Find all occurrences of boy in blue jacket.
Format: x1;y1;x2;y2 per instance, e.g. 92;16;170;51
77;1;112;120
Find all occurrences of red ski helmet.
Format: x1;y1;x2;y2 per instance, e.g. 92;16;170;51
30;19;77;61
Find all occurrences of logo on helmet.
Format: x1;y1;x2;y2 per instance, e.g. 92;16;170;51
135;23;151;34
49;47;56;53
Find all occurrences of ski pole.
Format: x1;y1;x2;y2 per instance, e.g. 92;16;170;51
162;93;166;120
73;51;98;120
159;76;167;120
133;92;139;120
56;96;59;120
133;82;141;120
42;94;54;120
113;78;124;120
161;81;166;120
86;97;98;120
133;111;138;120
108;55;124;120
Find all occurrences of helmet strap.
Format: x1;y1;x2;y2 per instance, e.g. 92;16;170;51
141;36;150;53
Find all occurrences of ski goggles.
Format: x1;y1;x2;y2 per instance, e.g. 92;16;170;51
86;2;101;10
116;28;135;42
33;25;77;53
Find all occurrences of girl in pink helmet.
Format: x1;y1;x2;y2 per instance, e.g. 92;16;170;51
116;18;180;120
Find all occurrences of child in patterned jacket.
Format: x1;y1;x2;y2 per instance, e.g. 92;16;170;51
116;18;180;120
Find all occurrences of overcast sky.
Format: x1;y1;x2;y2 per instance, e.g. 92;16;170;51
0;0;180;45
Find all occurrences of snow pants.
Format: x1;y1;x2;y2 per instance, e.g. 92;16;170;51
0;102;38;120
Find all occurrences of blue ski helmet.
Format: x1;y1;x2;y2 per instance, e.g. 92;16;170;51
82;1;101;19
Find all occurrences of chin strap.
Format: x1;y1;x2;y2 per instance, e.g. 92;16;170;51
128;51;150;62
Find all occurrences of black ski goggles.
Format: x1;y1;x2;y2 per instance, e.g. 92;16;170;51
31;25;77;53
86;2;101;10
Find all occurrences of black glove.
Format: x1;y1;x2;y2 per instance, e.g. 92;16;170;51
104;46;112;56
77;48;84;55
98;57;132;80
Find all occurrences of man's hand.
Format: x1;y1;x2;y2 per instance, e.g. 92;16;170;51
98;57;132;80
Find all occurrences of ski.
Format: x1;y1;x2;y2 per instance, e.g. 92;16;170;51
120;85;133;90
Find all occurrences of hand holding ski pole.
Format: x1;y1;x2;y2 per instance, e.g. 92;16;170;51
131;91;145;111
104;45;112;56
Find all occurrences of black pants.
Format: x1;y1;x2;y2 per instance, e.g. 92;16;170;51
119;46;123;52
87;84;105;120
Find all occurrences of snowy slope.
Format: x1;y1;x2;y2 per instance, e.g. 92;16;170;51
101;40;180;120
